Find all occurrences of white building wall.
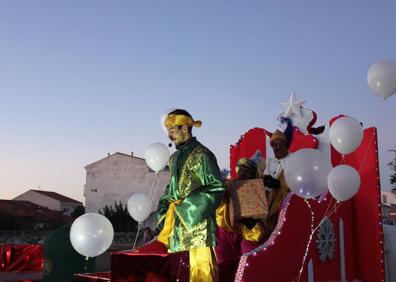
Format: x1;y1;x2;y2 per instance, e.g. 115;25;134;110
13;190;61;211
84;153;169;214
382;191;396;206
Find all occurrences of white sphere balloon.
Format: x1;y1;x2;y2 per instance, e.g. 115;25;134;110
327;165;361;201
284;149;332;199
70;213;114;257
367;59;396;99
144;143;170;172
329;117;363;155
127;193;152;222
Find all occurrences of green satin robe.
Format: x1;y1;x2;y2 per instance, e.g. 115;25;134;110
156;137;225;253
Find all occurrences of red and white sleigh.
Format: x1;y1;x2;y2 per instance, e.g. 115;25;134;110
229;124;384;282
80;114;384;282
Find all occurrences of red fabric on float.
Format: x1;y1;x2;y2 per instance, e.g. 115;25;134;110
0;244;43;281
333;128;385;281
231;126;384;281
110;240;189;282
230;128;268;180
288;127;318;153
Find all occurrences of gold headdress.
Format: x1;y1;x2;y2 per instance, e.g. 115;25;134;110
164;114;202;128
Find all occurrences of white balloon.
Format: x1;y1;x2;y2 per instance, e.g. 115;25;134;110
327;165;361;201
329;117;363;155
284;149;332;199
367;59;396;99
144;143;170;172
70;213;114;257
127;193;152;222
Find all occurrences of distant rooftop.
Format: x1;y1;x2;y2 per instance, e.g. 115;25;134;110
0;200;72;222
85;152;145;169
30;190;82;204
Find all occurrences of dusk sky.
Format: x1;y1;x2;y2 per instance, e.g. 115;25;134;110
0;1;395;203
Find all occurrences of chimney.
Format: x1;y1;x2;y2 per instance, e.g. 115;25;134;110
108;153;110;157
131;152;134;156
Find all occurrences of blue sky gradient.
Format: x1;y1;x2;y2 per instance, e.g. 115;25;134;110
0;1;395;202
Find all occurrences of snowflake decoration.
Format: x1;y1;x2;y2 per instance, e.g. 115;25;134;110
316;218;336;262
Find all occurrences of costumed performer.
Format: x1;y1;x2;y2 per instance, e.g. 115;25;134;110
156;109;225;282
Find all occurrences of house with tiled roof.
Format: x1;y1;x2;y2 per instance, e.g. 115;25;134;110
381;190;396;225
0;200;73;230
13;189;83;216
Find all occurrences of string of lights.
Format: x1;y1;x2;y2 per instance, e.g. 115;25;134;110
294;199;315;282
372;129;385;281
234;192;293;282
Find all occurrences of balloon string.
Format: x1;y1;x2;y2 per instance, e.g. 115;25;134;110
313;201;342;235
151;172;163;202
326;201;342;221
148;173;158;200
133;222;143;249
322;196;333;221
294;200;315;282
293;199;342;282
84;256;89;271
